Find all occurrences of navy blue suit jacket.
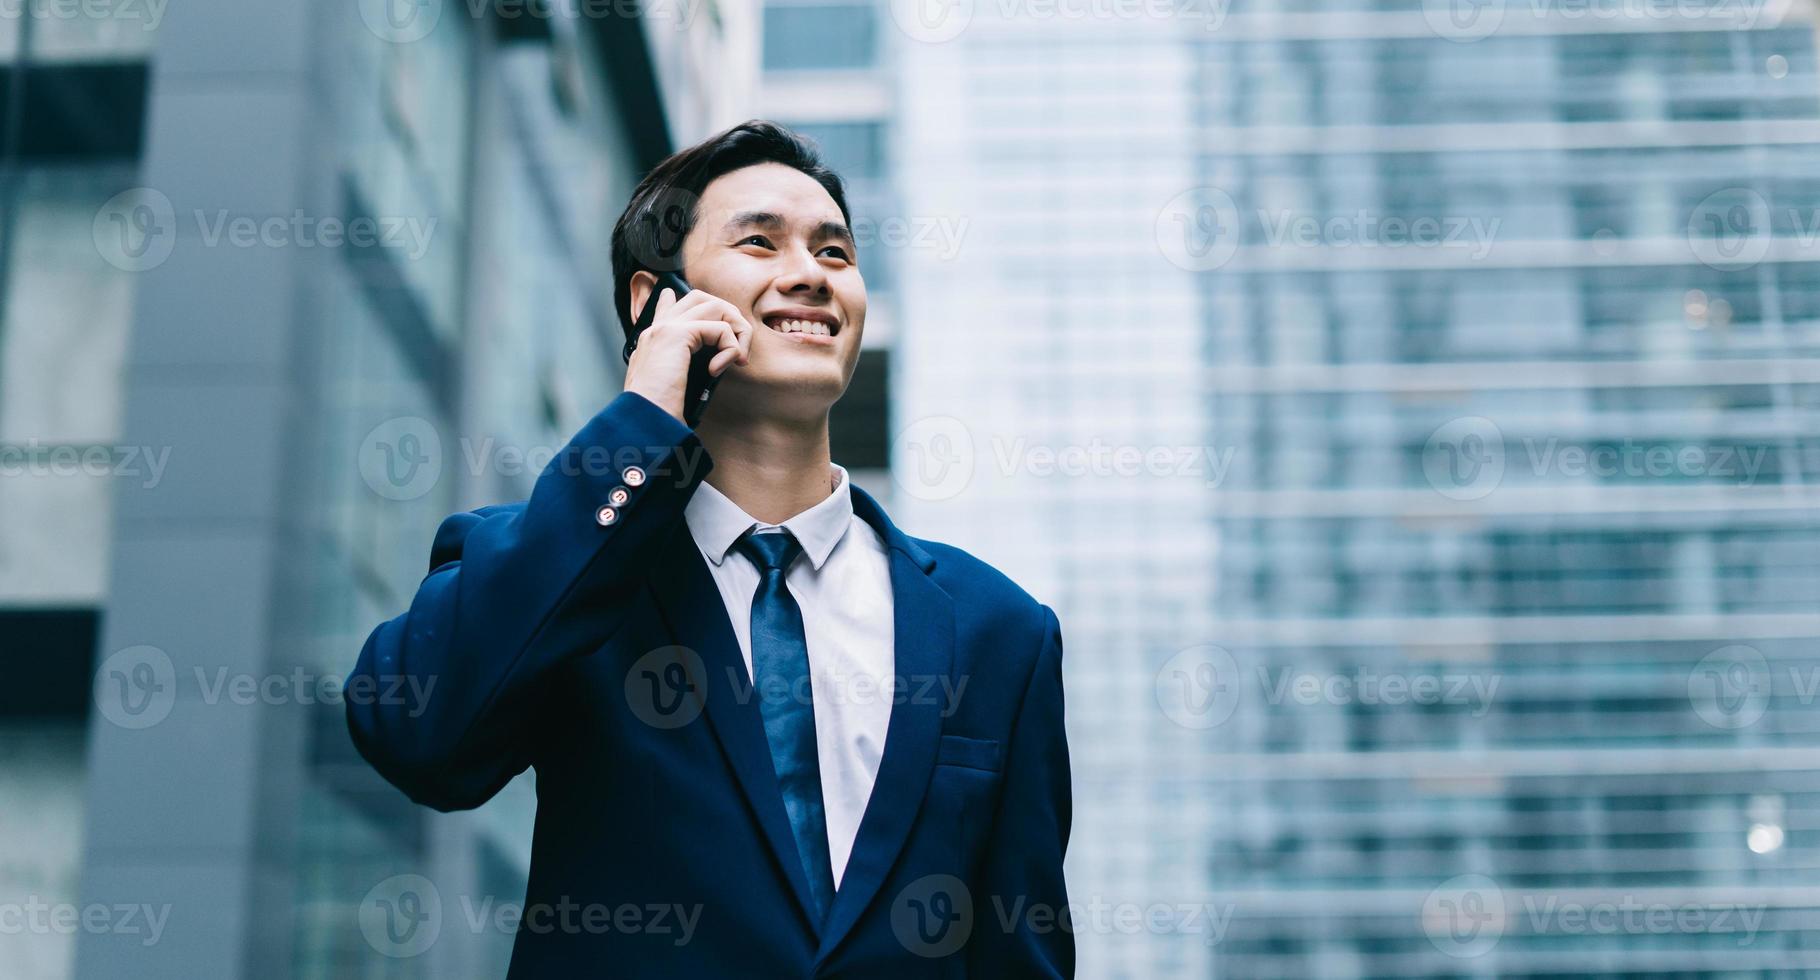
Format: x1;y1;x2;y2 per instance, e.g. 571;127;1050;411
347;391;1073;978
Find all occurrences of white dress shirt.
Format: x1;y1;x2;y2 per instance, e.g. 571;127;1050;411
683;462;896;888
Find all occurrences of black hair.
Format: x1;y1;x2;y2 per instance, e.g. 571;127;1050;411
609;119;851;358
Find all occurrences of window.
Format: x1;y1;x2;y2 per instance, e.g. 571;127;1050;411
763;3;877;71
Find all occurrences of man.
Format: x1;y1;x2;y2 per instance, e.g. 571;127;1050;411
347;121;1072;978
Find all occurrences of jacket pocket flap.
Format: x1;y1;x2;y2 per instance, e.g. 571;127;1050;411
937;735;1002;772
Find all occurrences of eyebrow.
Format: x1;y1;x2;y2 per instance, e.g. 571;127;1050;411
722;210;857;251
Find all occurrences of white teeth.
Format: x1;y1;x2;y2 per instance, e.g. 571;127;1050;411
769;318;832;336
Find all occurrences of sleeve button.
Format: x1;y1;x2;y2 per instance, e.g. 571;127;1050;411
595;505;620;527
622;465;646;487
608;485;630;506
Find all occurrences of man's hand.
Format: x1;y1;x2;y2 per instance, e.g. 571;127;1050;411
623;287;753;424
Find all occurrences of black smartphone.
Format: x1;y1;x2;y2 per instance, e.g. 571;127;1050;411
624;270;721;428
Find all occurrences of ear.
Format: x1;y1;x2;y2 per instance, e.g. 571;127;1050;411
627;269;659;325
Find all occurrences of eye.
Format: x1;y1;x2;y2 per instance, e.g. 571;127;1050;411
737;234;773;248
820;245;852;262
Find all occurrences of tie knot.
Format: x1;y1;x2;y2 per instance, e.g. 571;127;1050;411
735;528;803;573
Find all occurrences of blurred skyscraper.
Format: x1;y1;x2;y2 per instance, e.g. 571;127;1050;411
888;1;1820;976
0;11;161;980
760;0;902;493
1;3;755;978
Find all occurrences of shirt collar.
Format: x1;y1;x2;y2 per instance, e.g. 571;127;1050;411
685;462;854;572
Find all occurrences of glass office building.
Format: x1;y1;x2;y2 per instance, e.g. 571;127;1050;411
761;0;902;487
889;4;1820;977
0;11;160;980
1;4;754;978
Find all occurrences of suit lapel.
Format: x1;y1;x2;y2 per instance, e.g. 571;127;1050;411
648;520;824;934
815;485;954;966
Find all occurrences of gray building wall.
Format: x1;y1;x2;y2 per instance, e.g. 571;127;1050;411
889;6;1820;978
52;3;749;978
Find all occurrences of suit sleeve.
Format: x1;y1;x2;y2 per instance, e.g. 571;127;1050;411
345;390;711;811
968;603;1074;977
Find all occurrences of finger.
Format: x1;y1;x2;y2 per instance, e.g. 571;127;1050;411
654;285;679;317
708;323;743;374
713;321;741;357
665;291;751;350
708;346;740;376
697;297;755;362
665;289;726;322
672;320;740;357
695;294;753;334
735;316;753;362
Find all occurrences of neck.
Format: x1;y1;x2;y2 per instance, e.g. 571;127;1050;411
695;411;837;526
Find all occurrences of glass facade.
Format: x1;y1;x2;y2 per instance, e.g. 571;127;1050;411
1;5;747;978
893;8;1820;978
0;12;154;978
763;0;898;474
291;12;657;978
764;2;879;70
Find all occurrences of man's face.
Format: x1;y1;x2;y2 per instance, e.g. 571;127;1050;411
668;162;866;422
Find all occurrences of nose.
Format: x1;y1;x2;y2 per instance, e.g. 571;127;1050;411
773;243;831;297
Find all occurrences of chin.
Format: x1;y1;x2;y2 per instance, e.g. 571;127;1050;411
718;370;849;419
753;350;855;386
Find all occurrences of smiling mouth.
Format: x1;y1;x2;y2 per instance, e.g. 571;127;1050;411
761;313;840;337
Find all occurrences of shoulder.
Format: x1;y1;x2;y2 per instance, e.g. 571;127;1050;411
427;501;527;571
909;535;1065;720
913;535;1057;641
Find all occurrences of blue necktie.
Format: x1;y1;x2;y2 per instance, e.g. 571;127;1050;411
734;528;836;924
